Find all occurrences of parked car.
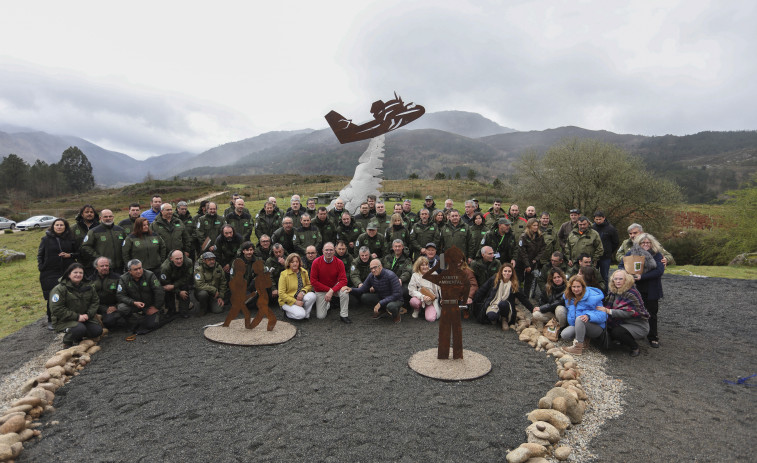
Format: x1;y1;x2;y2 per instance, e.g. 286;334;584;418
16;215;57;230
0;217;16;230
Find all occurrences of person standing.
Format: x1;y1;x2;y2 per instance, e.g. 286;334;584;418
592;211;619;284
38;218;79;330
81;209;126;275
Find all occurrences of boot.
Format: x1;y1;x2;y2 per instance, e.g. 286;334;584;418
562;340;584;355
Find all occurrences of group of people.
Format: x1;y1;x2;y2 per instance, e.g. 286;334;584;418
37;192;669;355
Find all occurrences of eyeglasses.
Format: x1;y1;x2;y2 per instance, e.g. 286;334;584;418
370;266;380;270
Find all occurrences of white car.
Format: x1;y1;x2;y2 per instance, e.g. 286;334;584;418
16;215;57;230
0;216;16;230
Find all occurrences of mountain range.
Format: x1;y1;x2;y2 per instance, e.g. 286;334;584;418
1;112;756;202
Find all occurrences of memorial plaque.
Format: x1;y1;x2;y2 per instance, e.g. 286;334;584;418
422;246;469;360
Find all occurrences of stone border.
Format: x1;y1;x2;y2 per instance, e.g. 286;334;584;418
407;348;491;381
0;330;109;461
203;319;296;346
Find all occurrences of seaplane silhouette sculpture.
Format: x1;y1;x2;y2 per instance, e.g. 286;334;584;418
325;93;425;144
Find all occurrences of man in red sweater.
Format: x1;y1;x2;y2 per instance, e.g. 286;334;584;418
310;242;351;323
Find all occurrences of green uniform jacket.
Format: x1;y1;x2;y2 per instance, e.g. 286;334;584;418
118;218;137;237
539;224;559;265
518;232;546;270
225;211;253;241
382;252;412;284
354;232;385;258
336;220;365;252
214;233;244;269
92;271;119;314
193;261;228;298
566;228;604;264
483;229;518;264
354;213;375;231
384;226;411;256
122;233;167;272
271;227;297;254
255;211;281;241
254;244;272;262
159;256;195;291
117;270;165;311
264;255;286;291
470;257;501;287
468;223;489;259
408;221;441;256
293;226;322;255
349;258;372;287
401;211;418;230
195;214;226;251
373;213;392;237
50;279;100;331
81;223;126;271
312;217;337;251
484;208;506;229
151;215;191;255
440;222;471;258
223;205;250;217
508;214;528;236
328;208;347;227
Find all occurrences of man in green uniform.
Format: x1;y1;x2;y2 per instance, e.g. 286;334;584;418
116;259;165;334
151;203;191;257
159;250;194;318
193;252;228;315
81;209;125;274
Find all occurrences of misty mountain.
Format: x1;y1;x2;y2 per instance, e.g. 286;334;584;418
406;110;516;138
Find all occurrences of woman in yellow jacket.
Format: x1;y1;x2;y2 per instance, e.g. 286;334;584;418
278;253;316;320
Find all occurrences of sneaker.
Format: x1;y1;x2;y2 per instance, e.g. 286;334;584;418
411;309;419;319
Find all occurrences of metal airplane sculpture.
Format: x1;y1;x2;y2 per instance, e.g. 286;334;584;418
325;92;425;144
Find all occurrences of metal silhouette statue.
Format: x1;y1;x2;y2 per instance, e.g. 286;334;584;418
422;246;469;360
325;92;425;144
223;259;277;331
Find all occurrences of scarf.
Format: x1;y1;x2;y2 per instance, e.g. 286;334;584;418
606;287;650;328
486;281;512;315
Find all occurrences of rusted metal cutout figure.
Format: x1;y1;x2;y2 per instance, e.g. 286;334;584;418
422;246;470;360
325;92;425;144
224;259;277;331
223;258;253;328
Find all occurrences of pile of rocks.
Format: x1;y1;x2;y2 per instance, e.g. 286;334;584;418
0;331;106;461
504;310;590;463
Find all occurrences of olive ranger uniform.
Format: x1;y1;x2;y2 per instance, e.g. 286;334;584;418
293;225;322;255
482;229;518;264
372;213;392;237
122;233;167;274
116;269;165;334
408;221;441;257
565;228;604;265
484;208;506;230
92;271;122;329
354;212;375;231
264;255;286;293
81;223;126;271
195;213;226;253
150;215;191;255
336;220;364;254
158;256;194;316
381;252;412;284
470;257;501;288
50;278;102;344
193;260;228;314
225;211;254;241
539;223;559;266
312;216;337;253
118;217;137;237
214;233;244;270
349;258;372;287
384;226;411;256
468;223;489;260
271;227;297;254
254;211;282;241
440;222;471;259
354;232;385;258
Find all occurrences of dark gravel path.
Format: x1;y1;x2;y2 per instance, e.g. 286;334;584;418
7;274;757;462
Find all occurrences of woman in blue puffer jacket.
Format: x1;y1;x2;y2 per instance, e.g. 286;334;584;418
560;275;606;355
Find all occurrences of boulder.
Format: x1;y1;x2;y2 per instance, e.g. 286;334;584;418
527;409;571;434
506;443;548;463
12;397;42;409
729;252;757;267
554;445;571;461
44;355;67;368
0;443;13;461
87;345;101;354
0;415;25;434
526;421;560;445
0;248;26;264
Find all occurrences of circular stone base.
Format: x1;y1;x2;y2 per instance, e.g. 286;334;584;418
204;318;296;346
408;348;492;381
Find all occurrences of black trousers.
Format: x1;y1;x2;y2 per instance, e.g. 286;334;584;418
63;321;103;344
609;325;638;350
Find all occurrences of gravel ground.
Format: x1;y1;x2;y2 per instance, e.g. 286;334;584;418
2;274;756;462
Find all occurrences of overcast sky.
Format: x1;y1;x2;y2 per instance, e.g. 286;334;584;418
1;0;754;159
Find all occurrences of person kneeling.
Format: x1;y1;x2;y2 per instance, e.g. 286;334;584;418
116;259;165;335
408;256;441;322
278;253;316;320
50;263;103;346
560;275;606;355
